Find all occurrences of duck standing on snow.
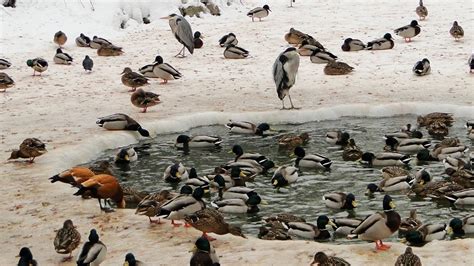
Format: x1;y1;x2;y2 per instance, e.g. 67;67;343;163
0;72;14;92
190;237;219;266
450;21;464;41
27;57;48;76
9;138;47;163
90;35;113;49
395;247;422;266
193;31;203;48
0;58;11;69
224;44;249;59
73;174;126;212
121;67;149;92
124;253;145;266
115;147;137;163
341;38;366;51
225;121;270;135
367;33;394;50
152;55;182;84
413;58;431;76
82;55;93;72
415;0;428;20
394;20;421;42
219;33;238;47
175;135;222;150
348;195;401;251
17;247;38;266
138;57;158;78
162;14;194;57
185;208;246;240
271;166;298;189
293;146;332;169
247;5;271;22
54;48;73;65
76;229;107;266
310;48;337;64
135;188;186;223
54;30;67;47
97;44;124;56
54;219;81;261
75;33;91;47
96;113;150;136
130;88;161;113
310;252;350;266
273;47;300;109
324;61;354;75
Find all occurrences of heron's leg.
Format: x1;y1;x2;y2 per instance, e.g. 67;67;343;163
288;94;299;109
280;100;287;110
175;47;185;57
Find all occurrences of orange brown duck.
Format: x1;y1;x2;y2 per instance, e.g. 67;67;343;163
73;174;125;212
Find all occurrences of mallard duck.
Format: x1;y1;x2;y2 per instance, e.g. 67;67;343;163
399;209;423;236
415;0;428;20
54;30;67;47
341;38;366;51
348;195;400;250
284;28;310;46
122;185;148;204
17;247;37;266
271;166;298;189
0;58;11;69
175;135;222;150
325;131;350;146
324;61;354;75
82;55;93;72
385;124;423;139
450;21;464;41
258;221;292;240
366;176;416;195
446;168;474;188
367;33;394;50
9;138;47;163
361;152;411;167
381;166;410;179
185;208;246;240
97;44;124;56
115;147;137;163
73;174;126;212
163;162;189;182
193;31;203;49
130;88;161;113
138;59;158;78
297;40;320;56
294;146;332;169
445;188;474;205
333;218;363;237
96;113;150;137
402;223;447;246
469;54;474;73
212;194;261;214
190;237;219;266
446;216;474;238
413;58;431;76
26;57;48;76
225;121;270;135
75;33;91;47
443;156;470;171
90;35;112;49
223;44;249;59
156;187;206;226
184;169;210;192
219;33;238;47
123;253;145;266
285;215;336;240
417;145;467;162
384;137;431;153
54;220;81;261
310;251;350;266
410;180;464;198
395;247;422;266
53;48;73;65
417;112;454;127
152;55;182;84
394;20;421;42
49;166;95;186
310;48;337;64
342;139;363;161
0;72;14;92
247;4;271;22
265;213;306;223
223;160;264;177
77;229;107;266
121;67;148;92
231;144;274;171
323;192;357;210
135;188;185;223
221;186;260;201
278;132;310;149
427;120;450;139
210;166;249;190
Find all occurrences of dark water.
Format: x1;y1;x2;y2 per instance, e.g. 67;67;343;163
92;115;473;244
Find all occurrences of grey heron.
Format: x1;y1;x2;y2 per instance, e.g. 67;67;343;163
162;14;194;57
273;47;300;109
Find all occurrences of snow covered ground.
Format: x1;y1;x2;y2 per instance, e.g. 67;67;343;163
1;0;473;265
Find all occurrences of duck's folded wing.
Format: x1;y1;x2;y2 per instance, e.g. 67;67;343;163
351;212;386;234
83;243;106;264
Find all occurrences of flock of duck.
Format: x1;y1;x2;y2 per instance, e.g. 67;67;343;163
4;1;473;266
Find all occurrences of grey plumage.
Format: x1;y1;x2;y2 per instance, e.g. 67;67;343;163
82;55;93;72
165;14;194;57
273;47;300;109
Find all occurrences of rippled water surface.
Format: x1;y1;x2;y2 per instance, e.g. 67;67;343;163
93;115;473;244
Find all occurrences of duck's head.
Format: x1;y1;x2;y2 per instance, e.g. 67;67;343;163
213;174;226;189
293;146;306;158
26;59;34;67
300;132;310;141
154;55;164;64
17;247;33;260
385;136;399;150
228;32;236;37
232;144;244;156
176;134;191;145
272;173;285;187
366;183;380;195
263;4;271;11
88;229;99;243
453;21;458;26
422;58;430;64
382;194;396;211
348;138;356;146
416;149;431;161
189;168;197;179
403;230;424;245
344;38;353;44
311;252;329;265
247;192;261;206
137;127;150;137
316;215;336;230
300;39;309;46
410;20;419;27
62;219;75;229
361;152;375;163
444;167;456;176
194;31;201;38
415;169;431;185
194;237;211;253
447;218;465;236
121;67;132;74
340;132;350;143
411;130;423;138
180;185;193;195
115;148;131;163
256;123;270;135
383;33;393;40
345;193;358;209
124;253;137;266
8;150;20;160
169;163;182;178
56;48;63;54
192;187;205;199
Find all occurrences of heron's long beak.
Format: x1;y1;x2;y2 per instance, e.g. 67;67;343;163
160;16;171;20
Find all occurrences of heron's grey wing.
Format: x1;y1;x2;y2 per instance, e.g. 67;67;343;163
273;54;287;90
176;17;194;54
283;52;299;86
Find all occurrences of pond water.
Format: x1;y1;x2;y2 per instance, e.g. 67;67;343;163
92;114;473;244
